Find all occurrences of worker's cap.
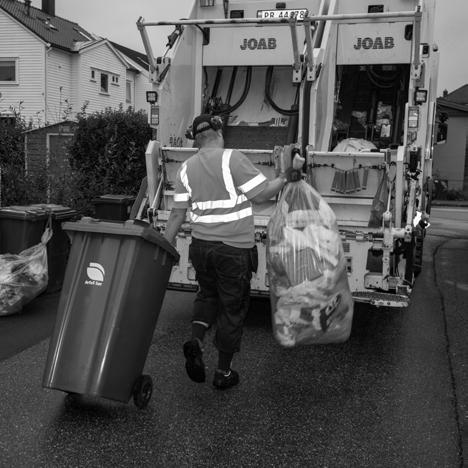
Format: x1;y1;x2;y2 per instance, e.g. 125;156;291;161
191;114;223;137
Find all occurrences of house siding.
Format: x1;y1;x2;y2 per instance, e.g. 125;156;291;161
46;48;73;124
0;9;46;125
1;8;149;128
433;115;468;190
133;71;151;114
125;69;136;108
77;43;128;114
464;133;468;193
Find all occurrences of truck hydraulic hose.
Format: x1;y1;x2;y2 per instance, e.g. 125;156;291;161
366;65;400;89
301;80;313;156
368;65;400;83
265;66;299;116
287;104;299;143
211;68;223;100
224;66;252;114
204;68;223;114
226;66;238;105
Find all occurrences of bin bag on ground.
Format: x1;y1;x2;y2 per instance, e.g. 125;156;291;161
0;226;52;316
266;180;354;346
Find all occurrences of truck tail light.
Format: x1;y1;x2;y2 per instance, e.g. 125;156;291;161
414;89;428;105
408;106;419;129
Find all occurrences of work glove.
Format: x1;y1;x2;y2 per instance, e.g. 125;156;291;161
283;153;306;182
284;166;302;182
275;145;305;183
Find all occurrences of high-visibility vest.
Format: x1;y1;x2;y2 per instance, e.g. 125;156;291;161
174;148;267;248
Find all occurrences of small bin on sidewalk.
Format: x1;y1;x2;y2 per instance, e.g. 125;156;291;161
92;194;136;222
0;204;79;293
42;218;179;408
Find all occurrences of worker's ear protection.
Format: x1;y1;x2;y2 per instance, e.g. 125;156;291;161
185;126;195;140
185;114;224;140
209;115;224;131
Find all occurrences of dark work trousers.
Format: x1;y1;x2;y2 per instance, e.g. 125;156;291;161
188;237;258;354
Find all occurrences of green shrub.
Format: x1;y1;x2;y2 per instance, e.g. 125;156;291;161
1;107;151;212
68;106;151;214
0;115;36;206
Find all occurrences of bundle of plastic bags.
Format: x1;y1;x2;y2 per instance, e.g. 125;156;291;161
267;179;354;347
0;226;52;316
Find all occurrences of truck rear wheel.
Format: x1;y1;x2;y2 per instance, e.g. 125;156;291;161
413;230;424;277
404;230;424;284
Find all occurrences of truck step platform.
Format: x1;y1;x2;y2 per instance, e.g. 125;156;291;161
352;291;409;308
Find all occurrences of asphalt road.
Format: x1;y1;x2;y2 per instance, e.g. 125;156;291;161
0;207;467;467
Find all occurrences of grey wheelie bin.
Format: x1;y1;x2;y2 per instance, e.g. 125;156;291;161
92;194;136;222
0;205;48;254
0;204;78;293
29;204;79;293
42;218;179;409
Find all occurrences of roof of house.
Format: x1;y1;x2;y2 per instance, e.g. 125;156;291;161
23;119;78;133
438;98;468;116
442;84;468;105
110;41;149;70
0;0;149;70
0;0;93;51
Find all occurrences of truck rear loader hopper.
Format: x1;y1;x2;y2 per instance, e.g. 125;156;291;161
135;0;440;308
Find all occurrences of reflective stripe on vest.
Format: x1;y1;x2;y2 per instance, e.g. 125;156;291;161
174;192;190;202
181;149;253;224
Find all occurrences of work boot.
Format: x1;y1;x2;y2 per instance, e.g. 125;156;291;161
213;369;239;390
183;339;206;383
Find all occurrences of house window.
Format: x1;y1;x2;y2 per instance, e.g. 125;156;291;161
100;73;109;93
126;80;132;103
0;58;18;83
91;70;95;80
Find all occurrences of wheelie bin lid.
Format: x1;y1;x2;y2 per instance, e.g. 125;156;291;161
62;218;180;261
0;205;49;220
28;204;79;220
91;194;136;205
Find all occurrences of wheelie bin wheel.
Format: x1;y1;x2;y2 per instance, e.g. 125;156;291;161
133;375;153;409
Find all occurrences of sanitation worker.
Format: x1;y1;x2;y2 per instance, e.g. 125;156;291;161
164;113;302;390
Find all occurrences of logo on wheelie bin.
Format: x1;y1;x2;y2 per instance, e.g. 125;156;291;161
85;262;105;286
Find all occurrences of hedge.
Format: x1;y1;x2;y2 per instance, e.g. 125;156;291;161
0;107;152;213
68;106;152;214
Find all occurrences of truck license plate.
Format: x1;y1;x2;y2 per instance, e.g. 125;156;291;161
257;8;309;20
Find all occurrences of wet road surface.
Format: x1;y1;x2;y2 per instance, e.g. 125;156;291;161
0;223;467;467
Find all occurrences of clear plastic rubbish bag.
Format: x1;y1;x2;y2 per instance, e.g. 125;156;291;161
0;226;52;316
267;180;354;347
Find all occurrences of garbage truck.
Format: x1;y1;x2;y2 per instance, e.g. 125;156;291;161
135;0;440;307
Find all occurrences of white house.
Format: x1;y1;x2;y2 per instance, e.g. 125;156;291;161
0;0;151;126
433;85;468;195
